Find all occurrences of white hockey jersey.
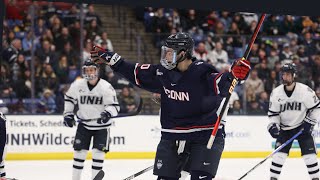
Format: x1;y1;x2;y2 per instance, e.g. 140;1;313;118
63;78;120;130
268;82;320;130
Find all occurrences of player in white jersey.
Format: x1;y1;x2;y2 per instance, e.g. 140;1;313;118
0;112;6;180
268;63;320;180
63;60;120;180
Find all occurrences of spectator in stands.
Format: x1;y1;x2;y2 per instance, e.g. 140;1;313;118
279;43;293;62
267;48;280;70
38;89;56;114
118;86;138;114
311;55;320;89
281;15;302;35
247;43;260;68
214;21;226;35
39;63;59;93
301;32;317;56
207;41;229;71
263;15;282;35
184;9;201;31
204;32;216;51
229;100;244;115
227;22;244;58
11;99;29;114
0;64;12;93
193;41;209;62
69;20;81;50
171;9;185;31
60;41;79;67
255;60;270;83
85;4;102;27
229;91;240;109
54;27;72;52
189;26;205;45
63;4;79;25
0;85;16;99
86;19;103;40
82;39;93;62
2;38;22;65
247;100;265;115
11;68;31;99
293;55;313;87
265;70;280;95
54;55;69;84
34;18;47;37
22;30;38;61
49;15;63;41
232;13;248;34
296;45;310;65
245;69;265;97
35;39;57;66
12;53;29;81
202;11;218;33
100;31;114;51
258;91;269;113
219;11;232;31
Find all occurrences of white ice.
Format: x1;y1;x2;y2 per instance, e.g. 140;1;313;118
5;158;313;180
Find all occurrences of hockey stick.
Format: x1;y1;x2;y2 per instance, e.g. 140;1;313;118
237;130;302;180
122;165;154;180
78;97;143;122
206;13;267;149
93;170;105;180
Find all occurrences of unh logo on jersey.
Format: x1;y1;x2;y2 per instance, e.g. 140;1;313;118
280;101;302;112
163;86;190;101
80;96;103;104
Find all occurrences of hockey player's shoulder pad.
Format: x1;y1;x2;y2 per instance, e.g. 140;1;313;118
0;112;6;122
192;60;219;75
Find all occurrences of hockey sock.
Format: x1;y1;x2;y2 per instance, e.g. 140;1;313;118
0;161;5;177
303;154;320;179
270;152;287;179
92;148;105;180
190;171;213;180
72;150;87;180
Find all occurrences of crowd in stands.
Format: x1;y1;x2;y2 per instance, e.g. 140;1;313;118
1;1;134;114
134;7;320;115
2;3;320;115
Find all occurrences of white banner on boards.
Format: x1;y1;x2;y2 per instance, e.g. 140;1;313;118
5;115;320;153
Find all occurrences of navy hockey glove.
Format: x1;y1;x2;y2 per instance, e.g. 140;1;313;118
230;58;251;80
63;115;75;128
301;119;315;134
97;111;111;124
90;45;121;65
268;123;280;138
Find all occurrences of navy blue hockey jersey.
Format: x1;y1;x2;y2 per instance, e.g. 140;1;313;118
112;58;232;140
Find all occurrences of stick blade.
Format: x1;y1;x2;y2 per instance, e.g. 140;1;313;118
93;170;105;180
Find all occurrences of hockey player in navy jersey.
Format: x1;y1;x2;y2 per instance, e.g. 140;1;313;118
91;32;251;180
268;63;320;180
0;112;6;179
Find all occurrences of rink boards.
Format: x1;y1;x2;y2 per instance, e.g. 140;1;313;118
4;115;320;160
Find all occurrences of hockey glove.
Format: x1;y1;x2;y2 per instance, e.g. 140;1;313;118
90;45;121;66
97;111;111;124
63;115;75;128
230;58;251;80
301;117;316;134
268;123;280;138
